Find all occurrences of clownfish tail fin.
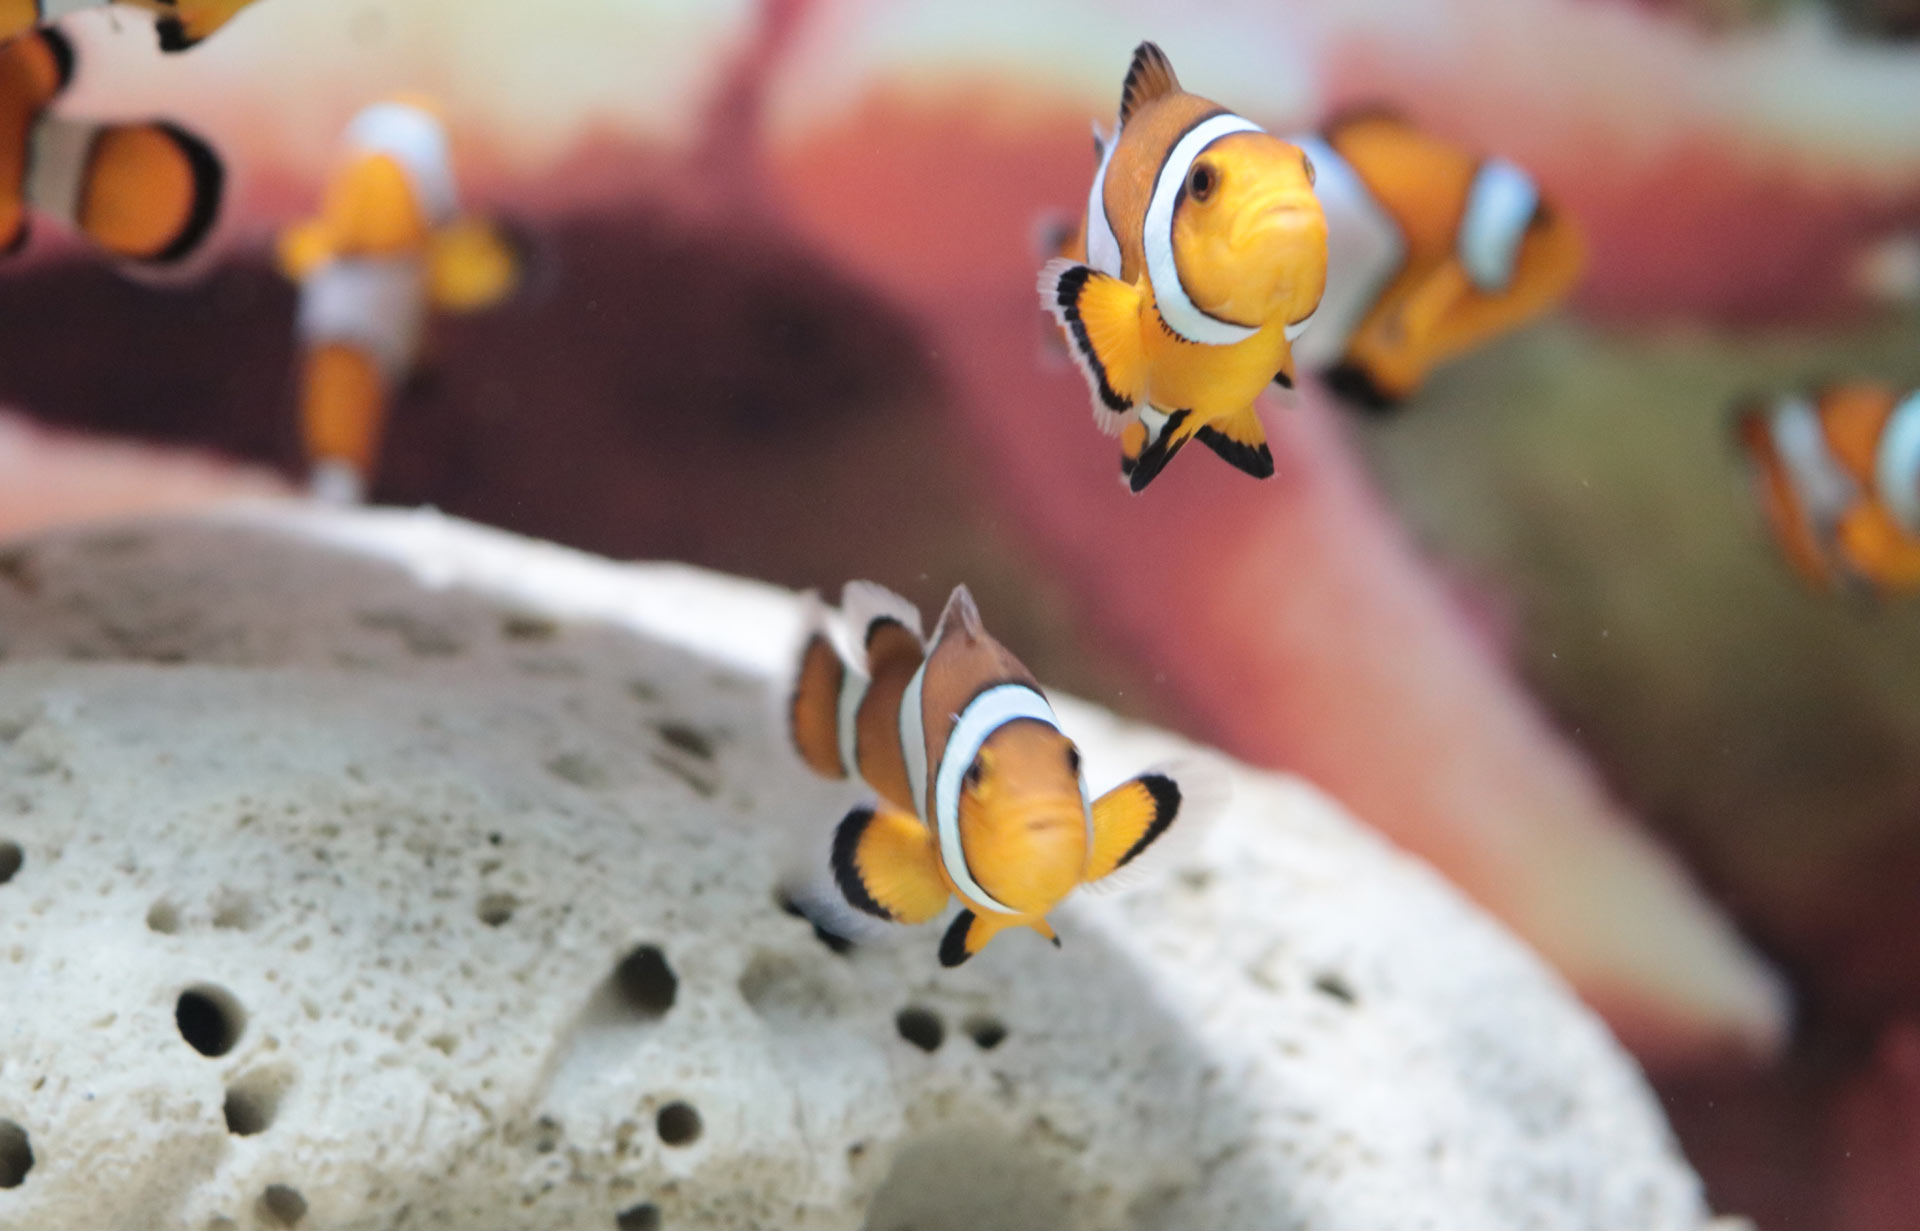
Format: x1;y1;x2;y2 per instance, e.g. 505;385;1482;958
1083;756;1230;891
1118;42;1180;125
63;120;225;265
1196;405;1275;480
1039;258;1144;433
830;803;948;926
788;592;850;779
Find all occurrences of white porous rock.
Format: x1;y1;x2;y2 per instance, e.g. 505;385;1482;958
0;505;1716;1231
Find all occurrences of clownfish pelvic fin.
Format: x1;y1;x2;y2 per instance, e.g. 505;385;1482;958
1121;408;1196;494
830;803;950;925
1039;257;1145;432
939;908;1054;968
1195;404;1275;480
1083;757;1230;891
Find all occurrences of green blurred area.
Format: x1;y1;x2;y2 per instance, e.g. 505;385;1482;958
1359;307;1920;992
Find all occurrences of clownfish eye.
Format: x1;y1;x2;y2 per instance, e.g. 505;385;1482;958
964;760;985;789
1302;152;1316;188
1188;161;1217;203
1066;747;1082;776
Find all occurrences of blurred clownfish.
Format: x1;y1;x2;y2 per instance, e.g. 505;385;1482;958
1289;110;1585;411
1735;383;1920;596
1040;41;1327;493
785;581;1227;967
0;1;263;52
0;29;223;263
277;98;520;503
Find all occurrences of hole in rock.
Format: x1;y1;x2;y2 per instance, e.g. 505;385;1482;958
176;985;245;1056
501;613;559;641
210;890;257;931
0;842;20;885
656;723;714;761
258;1183;307;1226
145;900;180;934
0;1119;31;1188
616;1203;661;1231
223;1069;289;1136
656;1102;701;1146
1313;973;1358;1006
477;892;517;927
862;1127;1071;1231
963;1016;1008;1050
613;945;677;1019
895;1007;944;1052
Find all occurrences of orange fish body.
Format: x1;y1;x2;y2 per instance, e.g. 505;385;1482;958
0;29;222;263
1292;112;1585;410
279;98;518;502
1737;384;1920;596
1;1;262;51
787;582;1223;966
1042;42;1327;492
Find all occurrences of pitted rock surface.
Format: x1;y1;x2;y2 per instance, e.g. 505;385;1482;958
0;506;1714;1230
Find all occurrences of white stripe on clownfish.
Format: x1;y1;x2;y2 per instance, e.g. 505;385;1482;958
1874;390;1920;538
1143;112;1266;347
345;102;459;228
1086;121;1123;280
1771;396;1858;533
932;683;1063;917
1457;158;1539;294
898;658;930;825
835;662;869;779
23;114;94;229
1285;133;1405;369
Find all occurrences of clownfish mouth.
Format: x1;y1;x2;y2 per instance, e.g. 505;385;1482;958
1231;199;1321;249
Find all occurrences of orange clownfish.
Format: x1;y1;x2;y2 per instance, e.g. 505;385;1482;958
0;1;263;52
1735;384;1920;596
1040;41;1327;493
786;581;1226;967
1;29;223;264
278;98;519;503
1289;110;1585;411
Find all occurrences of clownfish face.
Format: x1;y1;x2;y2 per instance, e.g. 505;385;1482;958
1171;132;1327;330
956;720;1090;916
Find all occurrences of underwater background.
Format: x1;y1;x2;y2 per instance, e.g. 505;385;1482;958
4;1;1920;1227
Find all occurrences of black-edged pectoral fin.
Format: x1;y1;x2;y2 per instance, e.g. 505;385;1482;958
1039;258;1145;430
1086;759;1230;886
1196;406;1275;479
831;804;950;926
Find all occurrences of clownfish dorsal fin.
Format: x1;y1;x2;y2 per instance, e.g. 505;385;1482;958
1118;41;1180;126
932;584;986;649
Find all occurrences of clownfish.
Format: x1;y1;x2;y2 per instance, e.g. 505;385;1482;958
1735;383;1920;596
1040;41;1327;493
0;1;263;52
786;581;1227;967
1288;110;1585;411
1;29;223;263
277;98;519;503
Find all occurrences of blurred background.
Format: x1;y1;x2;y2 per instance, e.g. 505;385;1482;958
4;1;1920;1226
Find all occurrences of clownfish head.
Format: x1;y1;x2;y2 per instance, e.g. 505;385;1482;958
956;719;1090;916
1171;131;1327;330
